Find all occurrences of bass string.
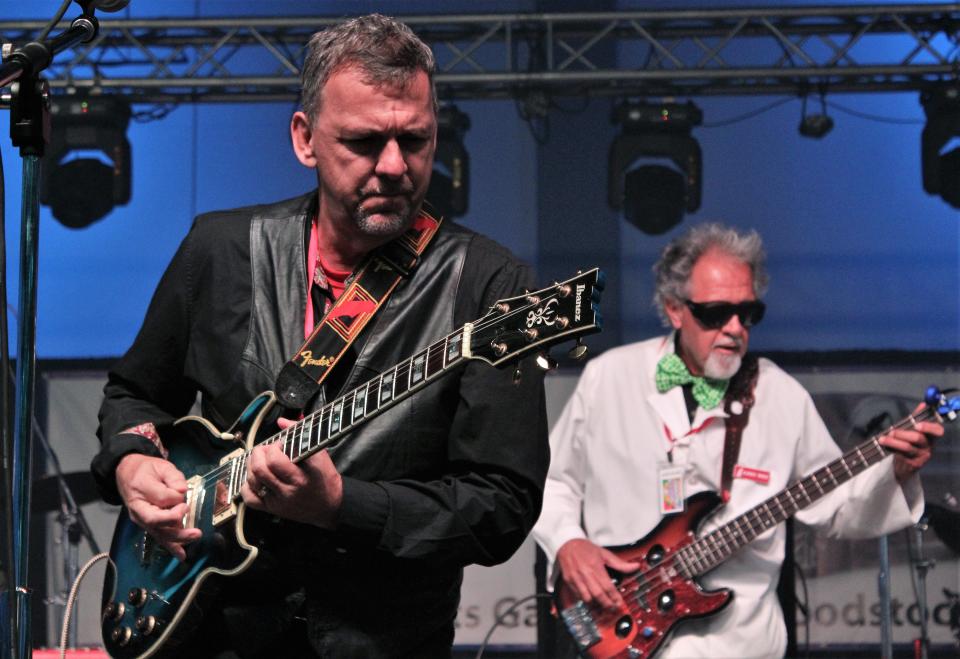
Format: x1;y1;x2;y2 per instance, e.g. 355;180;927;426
611;404;939;604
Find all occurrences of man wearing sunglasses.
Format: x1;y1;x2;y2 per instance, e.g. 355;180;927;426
533;222;943;658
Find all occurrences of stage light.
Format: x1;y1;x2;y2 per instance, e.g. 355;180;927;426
921;86;960;209
608;101;702;235
427;104;470;219
798;94;833;139
40;95;132;228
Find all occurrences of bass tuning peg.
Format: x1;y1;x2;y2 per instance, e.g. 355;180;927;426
568;339;588;361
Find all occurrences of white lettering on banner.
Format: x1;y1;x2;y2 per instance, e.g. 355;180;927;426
799;563;960;646
454;537;538;646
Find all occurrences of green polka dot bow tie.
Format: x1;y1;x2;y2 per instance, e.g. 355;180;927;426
655;352;728;411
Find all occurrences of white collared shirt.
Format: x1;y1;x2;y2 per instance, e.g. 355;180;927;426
532;334;923;659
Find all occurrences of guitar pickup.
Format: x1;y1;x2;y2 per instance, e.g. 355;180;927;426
182;475;203;529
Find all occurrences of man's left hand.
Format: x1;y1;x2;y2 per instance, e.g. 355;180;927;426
878;403;944;484
241;417;343;528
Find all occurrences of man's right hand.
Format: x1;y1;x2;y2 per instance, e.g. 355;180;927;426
115;454;202;562
556;538;640;611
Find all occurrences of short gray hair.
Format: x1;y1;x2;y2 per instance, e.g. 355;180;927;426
300;14;437;123
652;222;769;326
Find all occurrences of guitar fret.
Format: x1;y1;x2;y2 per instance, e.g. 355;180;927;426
410;350;428;387
366;378;380;414
840;458;854;479
687;546;706;574
783;489;799;514
394;361;411;397
808;474;822;495
352;383;368;422
446;331;463;366
825;466;840;488
431;340;447;370
380;369;396;405
340;392;355;431
300;419;312;455
736;517;753;543
330;399;343;434
854;446;868;469
319;405;331;444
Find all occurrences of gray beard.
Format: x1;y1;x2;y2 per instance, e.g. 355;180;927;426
354;205;412;237
704;351;742;380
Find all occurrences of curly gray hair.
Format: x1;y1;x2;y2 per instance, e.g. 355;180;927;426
299;14;437;123
652;223;769;326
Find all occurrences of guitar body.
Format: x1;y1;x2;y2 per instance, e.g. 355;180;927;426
554;492;732;659
101;393;276;659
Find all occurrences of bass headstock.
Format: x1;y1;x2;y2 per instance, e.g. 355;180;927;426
464;268;604;367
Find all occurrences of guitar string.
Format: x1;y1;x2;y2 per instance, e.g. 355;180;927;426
602;405;938;614
195;281;590;499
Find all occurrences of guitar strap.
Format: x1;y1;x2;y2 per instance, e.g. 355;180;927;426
719;353;760;502
274;211;442;411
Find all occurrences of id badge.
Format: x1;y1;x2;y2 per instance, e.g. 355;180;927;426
658;463;686;515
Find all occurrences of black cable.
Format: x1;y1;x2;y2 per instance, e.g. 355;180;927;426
824;99;924;126
0;87;15;659
794;561;811;659
474;592;551;659
37;0;74;41
701;96;796;128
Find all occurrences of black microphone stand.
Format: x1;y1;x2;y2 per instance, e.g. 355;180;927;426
1;9;100;659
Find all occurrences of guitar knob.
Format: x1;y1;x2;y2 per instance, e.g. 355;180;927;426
136;615;158;636
111;625;133;647
128;587;148;607
103;601;125;622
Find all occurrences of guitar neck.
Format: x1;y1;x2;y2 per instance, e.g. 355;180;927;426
225;327;469;501
677;405;940;577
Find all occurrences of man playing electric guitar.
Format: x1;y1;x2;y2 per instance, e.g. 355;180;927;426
91;14;549;658
533;223;944;658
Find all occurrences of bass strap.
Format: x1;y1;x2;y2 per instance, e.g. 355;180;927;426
274;211;442;411
719;353;760;502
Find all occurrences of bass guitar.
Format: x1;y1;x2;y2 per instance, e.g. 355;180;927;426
101;268;605;659
555;387;960;659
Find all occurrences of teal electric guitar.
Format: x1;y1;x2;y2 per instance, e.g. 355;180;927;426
101;268;604;659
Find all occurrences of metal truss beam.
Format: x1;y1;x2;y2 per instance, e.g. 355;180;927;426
0;4;958;104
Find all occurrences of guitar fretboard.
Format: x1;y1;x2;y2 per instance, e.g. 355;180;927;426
673;405;941;578
222;328;467;501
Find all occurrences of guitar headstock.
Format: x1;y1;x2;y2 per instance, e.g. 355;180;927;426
926;386;960;421
464;268;604;366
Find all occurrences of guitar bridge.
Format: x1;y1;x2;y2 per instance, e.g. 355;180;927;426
560;601;601;650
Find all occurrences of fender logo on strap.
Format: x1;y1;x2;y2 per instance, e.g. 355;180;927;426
298;350;335;368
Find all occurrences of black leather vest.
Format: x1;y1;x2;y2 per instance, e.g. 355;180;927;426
202;192;469;480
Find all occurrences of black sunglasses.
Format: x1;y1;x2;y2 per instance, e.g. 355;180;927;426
684;299;766;330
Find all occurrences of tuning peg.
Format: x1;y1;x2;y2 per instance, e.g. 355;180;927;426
536;352;558;371
513;364;523;384
568;339;588;361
